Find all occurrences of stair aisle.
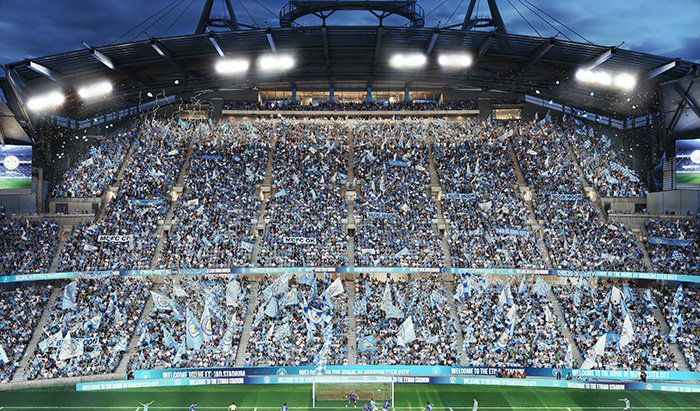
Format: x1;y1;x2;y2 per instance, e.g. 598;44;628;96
644;288;690;371
114;293;154;378
346;279;358;365
235;282;260;366
547;288;585;367
444;280;468;366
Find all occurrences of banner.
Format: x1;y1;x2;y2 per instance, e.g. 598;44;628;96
97;234;133;243
365;212;395;219
444;193;478;200
494;228;530;237
387;160;409;167
282;237;318;245
550;194;583;201
648;237;695;247
201;155;223;160
131;199;164;206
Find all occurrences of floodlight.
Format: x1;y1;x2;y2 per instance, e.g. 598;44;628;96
390;53;427;68
27;91;65;111
614;73;636;90
594;71;612;86
78;81;113;99
438;54;472;68
575;68;595;83
215;59;250;74
258;55;294;71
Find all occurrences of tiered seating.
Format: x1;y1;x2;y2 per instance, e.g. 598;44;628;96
0;220;59;275
431;120;544;268
0;285;51;383
354;120;443;267
456;280;569;367
25;278;150;380
223;101;478;111
355;275;459;365
645;220;700;274
556;282;676;371
653;285;700;371
57;119;188;271
244;274;348;366
127;276;248;371
52;129;133;198
257;120;348;267
512;121;644;271
158;121;269;268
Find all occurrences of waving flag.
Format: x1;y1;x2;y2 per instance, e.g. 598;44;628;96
201;303;213;341
0;344;9;365
581;334;607;369
506;304;518;320
114;337;128;352
83;313;103;332
186;308;203;351
151;291;173;311
620;299;629;318
226;277;241;307
674;285;684;305
173;336;186;364
264;297;279;318
534;277;550;296
173;281;189;298
325;277;345;297
263;274;289;301
495;317;516;351
221;315;237;353
358;335;377;352
623;283;634;301
280;288;299;307
396;316;416;346
643;289;658;310
518;276;528;295
275;322;292;339
619;314;635;348
303;302;325;325
162;325;178;349
607;302;614;323
544;305;554;323
573;289;582;307
39;330;63;352
298;272;314;286
62;282;77;310
611;286;622;304
385;304;405;319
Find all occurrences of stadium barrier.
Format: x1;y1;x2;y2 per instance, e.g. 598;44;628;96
76;375;700;393
131;366;700;383
2;267;698;284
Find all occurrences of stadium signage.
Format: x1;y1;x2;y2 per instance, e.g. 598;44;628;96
550;194;583;201
131;199;164;206
494;228;529;237
282;237;318;245
365;212;395;219
97;234;133;243
648;237;695;247
444;193;478;200
387;160;410;167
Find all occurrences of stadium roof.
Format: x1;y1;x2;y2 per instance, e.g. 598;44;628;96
2;24;697;125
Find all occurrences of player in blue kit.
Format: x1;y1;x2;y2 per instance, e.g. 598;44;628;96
423;402;433;411
282;403;289;411
383;399;394;411
363;403;371;411
189;403;197;411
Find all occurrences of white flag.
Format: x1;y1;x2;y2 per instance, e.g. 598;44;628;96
619;314;634;348
325;277;344;298
611;286;622;304
396;316;416;346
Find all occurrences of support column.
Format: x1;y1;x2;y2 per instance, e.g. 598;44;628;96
36;168;44;213
329;87;334;103
291;87;297;104
404;86;409;103
366;87;372;103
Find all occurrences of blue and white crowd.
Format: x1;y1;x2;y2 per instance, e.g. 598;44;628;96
257;120;349;267
223;101;478;111
354;120;443;267
244;273;348;367
645;220;700;275
354;274;460;365
653;284;700;371
0;220;59;275
0;285;51;383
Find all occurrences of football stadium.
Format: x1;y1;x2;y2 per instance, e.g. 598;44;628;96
0;0;699;410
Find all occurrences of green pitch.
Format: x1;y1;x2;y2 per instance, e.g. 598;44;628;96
676;173;700;184
0;178;31;189
1;384;700;411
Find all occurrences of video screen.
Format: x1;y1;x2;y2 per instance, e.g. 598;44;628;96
0;145;32;191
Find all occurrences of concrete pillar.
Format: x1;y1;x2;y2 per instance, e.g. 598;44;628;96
366;87;372;102
329;87;334;103
404;87;409;103
291;87;297;104
36;168;43;213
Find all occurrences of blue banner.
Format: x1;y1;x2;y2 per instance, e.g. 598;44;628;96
648;237;695;247
494;228;530;237
201;155;223;160
387;160;409;167
131;199;165;206
550;194;583;201
444;193;478;200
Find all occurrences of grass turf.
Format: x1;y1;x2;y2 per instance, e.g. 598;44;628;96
0;179;31;189
1;384;700;411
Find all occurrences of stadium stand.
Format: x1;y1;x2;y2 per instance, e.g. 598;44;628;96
645;220;700;274
653;284;699;371
223;101;478;111
0;220;59;275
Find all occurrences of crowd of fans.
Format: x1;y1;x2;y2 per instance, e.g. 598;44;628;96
127;276;248;372
52;130;133;198
158;121;269;268
257;120;349;267
430;120;544;268
0;285;51;383
223;100;478;111
556;280;677;371
653;284;700;371
456;278;570;368
354;120;443;267
24;278;150;380
244;274;348;366
645;220;700;274
0;220;59;275
355;274;460;365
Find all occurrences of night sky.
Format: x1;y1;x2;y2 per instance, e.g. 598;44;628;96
0;0;698;66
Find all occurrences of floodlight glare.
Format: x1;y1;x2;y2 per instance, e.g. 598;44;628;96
78;81;113;99
438;54;472;68
258;55;294;71
575;68;595;83
215;59;250;74
614;73;636;90
27;91;65;111
594;71;612;86
390;53;427;68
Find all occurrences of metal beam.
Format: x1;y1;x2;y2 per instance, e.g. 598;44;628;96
518;38;555;72
322;26;331;71
266;28;277;53
209;32;226;57
583;47;615;70
478;33;496;58
673;82;700;120
646;61;677;81
149;36;186;74
28;61;59;82
82;42;118;71
373;27;383;68
426;29;439;55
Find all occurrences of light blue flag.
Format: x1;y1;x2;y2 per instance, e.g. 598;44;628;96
607;303;614;323
518;276;527;295
62;282;77;310
299;272;314;286
201;303;213;341
674;285;684;305
173;336;186;364
495;317;516;352
453;281;466;301
151;291;173;311
264;297;279;318
162;325;178;349
534;277;550;297
353;299;366;317
275;322;292;339
83;313;102;333
396;316;416;346
385;303;405;319
573;289;582;307
114;337;128;352
358;335;377;352
623;284;634;301
310;275;318;298
0;344;9;365
186;308;203;351
325;277;345;297
643;289;658;310
221;317;237;353
170;302;185;322
303;303;324;325
620;299;629;318
280;288;298;307
139;329;151;347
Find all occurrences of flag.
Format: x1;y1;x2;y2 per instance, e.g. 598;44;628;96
453;281;466;301
263;274;289;300
275;322;292;339
170;302;184;322
39;330;63;352
495;317;516;351
173;336;186;364
674;285;684;305
396;316;416;346
114;337;128;352
669;314;683;343
186;308;203;351
139;328;151;347
264;297;279;318
83;313;102;332
221;315;237;353
573;289;582;307
162;325;178;349
623;284;634;301
151;291;173;311
0;344;8;365
59;332;83;360
534;277;550;296
226;277;242;307
565;343;574;367
620;299;629;318
358;335;377;352
303;302;324;325
173;281;189;298
581;334;607;369
607;302;614;323
353;299;366;317
201;303;213;341
544;305;553;323
280;288;299;307
506;304;518;320
325;277;344;297
619;314;634;348
518;276;528;295
385;304;405;319
298;272;314;286
611;286;622;304
62;282;77;310
643;289;658;310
